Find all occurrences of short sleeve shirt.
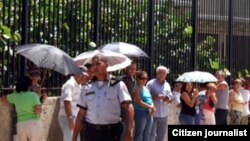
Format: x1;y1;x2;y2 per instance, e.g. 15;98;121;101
77;77;132;124
7;91;41;122
146;79;172;117
58;76;82;117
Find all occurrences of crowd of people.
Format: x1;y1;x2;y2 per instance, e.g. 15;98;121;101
1;54;250;141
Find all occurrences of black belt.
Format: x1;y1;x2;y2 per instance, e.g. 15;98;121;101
85;122;121;130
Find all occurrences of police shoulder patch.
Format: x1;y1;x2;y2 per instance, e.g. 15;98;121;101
110;76;122;86
85;91;95;96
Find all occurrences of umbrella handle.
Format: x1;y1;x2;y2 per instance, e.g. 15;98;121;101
40;68;48;87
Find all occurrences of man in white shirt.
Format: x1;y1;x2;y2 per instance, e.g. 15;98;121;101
58;66;88;141
146;66;172;141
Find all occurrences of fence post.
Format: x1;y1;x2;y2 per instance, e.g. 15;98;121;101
20;0;29;76
148;0;155;78
191;0;198;71
228;0;233;82
93;0;100;46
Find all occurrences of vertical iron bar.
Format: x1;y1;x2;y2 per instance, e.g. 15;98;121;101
20;0;29;76
43;0;46;43
52;0;56;45
93;0;100;46
228;0;233;82
78;0;82;52
48;0;51;44
83;0;86;50
6;0;11;86
38;0;41;42
62;0;65;49
69;0;73;55
148;0;155;78
191;0;197;71
12;0;17;86
33;0;36;41
1;0;4;89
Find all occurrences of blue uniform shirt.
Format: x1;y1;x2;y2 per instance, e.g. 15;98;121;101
77;75;132;124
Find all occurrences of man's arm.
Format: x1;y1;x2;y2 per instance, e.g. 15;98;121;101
121;102;134;141
152;94;165;100
163;96;173;104
72;108;86;141
64;101;75;130
117;81;134;141
216;82;227;90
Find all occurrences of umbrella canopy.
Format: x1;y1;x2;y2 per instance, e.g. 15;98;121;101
74;50;132;72
98;42;149;58
16;44;82;76
176;71;218;83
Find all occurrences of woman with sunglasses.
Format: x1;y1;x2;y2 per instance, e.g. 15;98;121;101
27;66;47;104
133;71;155;141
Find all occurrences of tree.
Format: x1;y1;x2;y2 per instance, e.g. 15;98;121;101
0;1;21;88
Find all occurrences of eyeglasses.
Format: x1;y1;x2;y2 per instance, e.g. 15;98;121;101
29;71;40;77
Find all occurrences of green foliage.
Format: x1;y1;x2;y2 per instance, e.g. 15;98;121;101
152;1;193;80
224;68;231;76
237;69;249;78
209;59;219;70
88;42;96;48
0;2;21;88
0;25;21;88
0;0;238;88
0;25;11;39
244;69;249;76
63;23;70;33
209;59;231;77
196;36;218;71
0;2;3;9
0;25;21;43
183;25;193;36
97;0;197;81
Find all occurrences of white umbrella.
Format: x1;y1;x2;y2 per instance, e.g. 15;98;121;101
74;50;132;72
98;42;149;58
176;71;217;83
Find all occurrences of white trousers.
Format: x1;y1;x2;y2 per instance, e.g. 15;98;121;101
16;120;44;141
200;109;216;125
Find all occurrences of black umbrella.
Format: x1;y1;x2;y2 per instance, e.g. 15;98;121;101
15;44;82;76
98;42;149;58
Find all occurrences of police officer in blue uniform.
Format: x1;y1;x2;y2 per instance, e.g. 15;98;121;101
73;54;134;141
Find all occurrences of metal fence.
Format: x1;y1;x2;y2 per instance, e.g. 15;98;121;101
0;0;249;95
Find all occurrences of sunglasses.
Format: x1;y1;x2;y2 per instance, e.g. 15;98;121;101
29;71;40;77
138;77;148;80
